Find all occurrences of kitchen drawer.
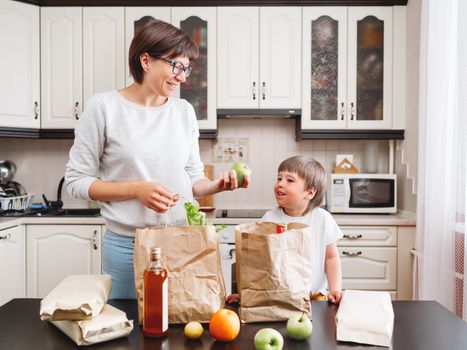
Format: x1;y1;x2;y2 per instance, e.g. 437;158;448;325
338;226;397;247
339;247;397;290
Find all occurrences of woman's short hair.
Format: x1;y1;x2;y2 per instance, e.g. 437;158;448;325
278;156;327;213
128;19;199;84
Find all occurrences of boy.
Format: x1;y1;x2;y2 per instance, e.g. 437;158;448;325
227;156;343;304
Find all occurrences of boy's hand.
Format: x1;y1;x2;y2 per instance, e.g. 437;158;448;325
226;293;240;304
328;290;342;304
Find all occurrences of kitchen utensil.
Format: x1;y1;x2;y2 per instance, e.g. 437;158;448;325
4;181;27;196
0;160;17;185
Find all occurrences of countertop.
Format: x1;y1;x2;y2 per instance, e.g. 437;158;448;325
0;210;416;231
0;299;465;350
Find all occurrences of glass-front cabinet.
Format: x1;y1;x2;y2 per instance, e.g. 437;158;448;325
171;8;217;131
302;7;393;130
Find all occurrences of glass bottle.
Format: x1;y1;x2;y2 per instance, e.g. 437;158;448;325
143;246;168;337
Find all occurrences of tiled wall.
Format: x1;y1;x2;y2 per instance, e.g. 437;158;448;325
200;119;389;209
0;119;390;209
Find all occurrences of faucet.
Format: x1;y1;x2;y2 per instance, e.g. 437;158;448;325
42;176;64;210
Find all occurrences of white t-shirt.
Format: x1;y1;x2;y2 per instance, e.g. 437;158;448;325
261;206;343;294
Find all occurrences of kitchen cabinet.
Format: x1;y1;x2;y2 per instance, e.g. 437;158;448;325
338;225;415;299
171;7;217;130
0;0;39;129
125;7;171;86
217;7;301;110
26;225;102;298
83;7;125;106
41;7;82;128
301;7;396;130
0;226;25;306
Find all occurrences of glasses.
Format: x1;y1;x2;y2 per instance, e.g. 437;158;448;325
150;55;192;77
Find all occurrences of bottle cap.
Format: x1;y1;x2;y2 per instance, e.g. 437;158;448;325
150;246;162;260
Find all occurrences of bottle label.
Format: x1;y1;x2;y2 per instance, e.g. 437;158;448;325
162;278;168;332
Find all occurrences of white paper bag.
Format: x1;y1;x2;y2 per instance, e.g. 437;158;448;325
40;274;112;321
336;290;394;347
51;304;133;346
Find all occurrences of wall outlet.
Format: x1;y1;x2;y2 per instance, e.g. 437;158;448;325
212;138;249;163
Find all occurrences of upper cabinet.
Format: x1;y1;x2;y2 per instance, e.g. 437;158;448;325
301;7;394;130
83;7;125;106
217;7;301;110
0;0;39;128
41;7;124;129
171;8;217;131
41;7;82;128
125;7;171;86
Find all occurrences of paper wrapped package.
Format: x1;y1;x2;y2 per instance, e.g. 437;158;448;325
51;304;133;346
235;222;313;323
40;274;111;321
336;290;394;347
134;226;226;324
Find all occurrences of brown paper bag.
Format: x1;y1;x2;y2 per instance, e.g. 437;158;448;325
235;222;313;323
134;226;226;324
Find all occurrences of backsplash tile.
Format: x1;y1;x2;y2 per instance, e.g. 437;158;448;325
0;120;389;209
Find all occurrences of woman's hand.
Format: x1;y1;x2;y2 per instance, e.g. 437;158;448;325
134;181;178;213
328;290;342;304
218;170;250;191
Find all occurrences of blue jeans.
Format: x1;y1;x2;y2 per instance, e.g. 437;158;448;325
103;230;136;299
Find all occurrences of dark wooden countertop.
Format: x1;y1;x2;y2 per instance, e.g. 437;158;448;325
1;299;466;349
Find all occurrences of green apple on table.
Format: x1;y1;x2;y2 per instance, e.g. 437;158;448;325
286;313;313;340
254;328;284;350
231;162;251;186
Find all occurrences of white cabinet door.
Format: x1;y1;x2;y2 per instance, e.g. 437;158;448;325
339;247;397;290
41;7;82;129
0;226;25;306
0;0;39;128
301;7;347;129
125;7;171;86
217;7;259;109
171;7;217;130
347;7;393;129
259;7;301;109
26;225;102;298
83;7;125;105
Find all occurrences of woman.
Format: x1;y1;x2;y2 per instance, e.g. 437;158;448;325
65;19;249;299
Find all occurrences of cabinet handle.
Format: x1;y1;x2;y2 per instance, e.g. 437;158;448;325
350;102;355;120
343;234;362;240
34;101;39;120
74;102;79;120
92;230;98;250
343;251;362;256
252;82;256;100
341;102;345;120
0;234;11;240
262;82;266;100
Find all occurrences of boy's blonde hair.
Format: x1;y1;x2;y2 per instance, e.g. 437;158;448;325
278;156;326;213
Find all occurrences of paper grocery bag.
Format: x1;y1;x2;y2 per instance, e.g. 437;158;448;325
235;222;313;323
40;274;111;321
51;304;133;346
336;290;394;347
134;226;226;324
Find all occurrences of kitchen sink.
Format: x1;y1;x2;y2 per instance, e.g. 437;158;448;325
45;208;101;217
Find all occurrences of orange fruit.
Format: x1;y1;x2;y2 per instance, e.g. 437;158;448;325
209;308;240;342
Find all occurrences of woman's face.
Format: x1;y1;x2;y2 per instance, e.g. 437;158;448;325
142;54;190;97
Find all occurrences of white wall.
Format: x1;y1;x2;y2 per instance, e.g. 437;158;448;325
395;0;421;212
0;120;391;209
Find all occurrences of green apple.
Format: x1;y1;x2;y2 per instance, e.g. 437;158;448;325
254;328;284;350
286;313;313;340
231;162;252;186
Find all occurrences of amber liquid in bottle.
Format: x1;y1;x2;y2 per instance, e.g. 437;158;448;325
143;246;168;337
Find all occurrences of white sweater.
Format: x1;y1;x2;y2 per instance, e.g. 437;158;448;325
65;91;205;236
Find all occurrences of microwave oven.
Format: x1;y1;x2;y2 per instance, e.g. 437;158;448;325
327;173;397;214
